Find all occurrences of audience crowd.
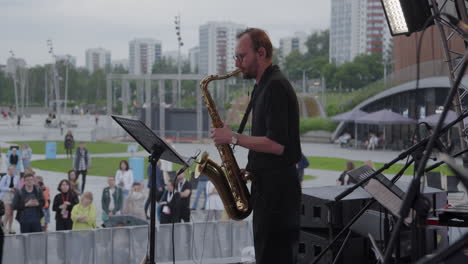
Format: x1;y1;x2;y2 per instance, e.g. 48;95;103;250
0;139;225;235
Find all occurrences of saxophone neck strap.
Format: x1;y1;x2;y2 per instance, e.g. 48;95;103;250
237;84;258;135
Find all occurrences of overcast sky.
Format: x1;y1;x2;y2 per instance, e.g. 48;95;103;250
1;0;330;67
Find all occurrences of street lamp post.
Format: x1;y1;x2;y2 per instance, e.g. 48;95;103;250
9;50;20;121
174;15;184;108
47;39;61;123
64;55;70;115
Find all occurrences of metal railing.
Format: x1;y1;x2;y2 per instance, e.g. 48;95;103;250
3;220;254;264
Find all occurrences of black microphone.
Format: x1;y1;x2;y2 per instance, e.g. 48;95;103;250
175;150;200;176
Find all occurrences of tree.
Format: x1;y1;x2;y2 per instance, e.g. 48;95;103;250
112;64;128;74
0;71;14;104
329;53;384;90
305;30;329;58
152;57;177;73
282;30;330;81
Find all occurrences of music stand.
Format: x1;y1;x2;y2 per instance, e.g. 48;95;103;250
111;115;191;264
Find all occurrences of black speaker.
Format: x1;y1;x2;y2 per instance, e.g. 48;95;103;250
301;183;447;229
298;230;372;264
301;185;371;229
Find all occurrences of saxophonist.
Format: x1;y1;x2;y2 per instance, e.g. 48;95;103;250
211;28;302;264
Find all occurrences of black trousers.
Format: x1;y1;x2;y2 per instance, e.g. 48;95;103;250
251;166;301;264
65;148;73;158
77;170;87;192
56;218;73;231
144;188;164;217
178;207;190;222
0;227;3;264
20;221;41;234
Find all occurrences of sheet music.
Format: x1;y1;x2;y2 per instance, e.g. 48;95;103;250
366;179;413;225
347;166;414;225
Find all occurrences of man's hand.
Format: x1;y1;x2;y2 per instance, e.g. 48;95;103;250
210;124;234;145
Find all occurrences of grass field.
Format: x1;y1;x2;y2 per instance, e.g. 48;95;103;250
6;141;142;155
31;157;148;177
32;154;451;179
31;157;320;181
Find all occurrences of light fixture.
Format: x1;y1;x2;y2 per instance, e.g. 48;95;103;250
380;0;433;36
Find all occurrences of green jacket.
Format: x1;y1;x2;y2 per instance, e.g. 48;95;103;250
101;186;123;215
71;203;96;230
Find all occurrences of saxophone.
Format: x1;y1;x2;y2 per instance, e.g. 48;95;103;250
196;69;252;220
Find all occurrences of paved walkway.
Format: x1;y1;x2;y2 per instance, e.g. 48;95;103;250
0;113;447;234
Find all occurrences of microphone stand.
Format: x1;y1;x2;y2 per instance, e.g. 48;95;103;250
382;51;468;264
147;145;165;264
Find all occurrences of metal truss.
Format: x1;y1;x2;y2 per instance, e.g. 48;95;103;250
431;0;468;150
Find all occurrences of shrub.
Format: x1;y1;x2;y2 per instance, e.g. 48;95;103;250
300;118;337;134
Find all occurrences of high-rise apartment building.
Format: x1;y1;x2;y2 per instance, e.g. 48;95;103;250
6;57;27;75
129;38;162;75
279;32;308;63
330;0;391;64
85;48;111;73
198;21;246;75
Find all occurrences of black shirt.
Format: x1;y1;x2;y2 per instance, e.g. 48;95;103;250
246;65;301;171
177;180;192;209
9;154;18;165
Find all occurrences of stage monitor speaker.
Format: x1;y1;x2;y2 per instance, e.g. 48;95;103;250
301;185;371;229
298;230;373;264
301;182;447;229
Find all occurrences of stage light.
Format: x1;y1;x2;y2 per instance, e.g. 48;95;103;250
380;0;433;36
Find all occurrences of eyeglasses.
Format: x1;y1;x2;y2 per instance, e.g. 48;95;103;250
233;54;245;62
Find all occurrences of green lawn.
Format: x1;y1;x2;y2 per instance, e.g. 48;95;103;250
31;157;149;177
31;157;320;181
307;156;452;175
304;175;316;180
7;141;142;155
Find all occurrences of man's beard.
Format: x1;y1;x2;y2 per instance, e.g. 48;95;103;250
242;72;255;79
241;64;257;79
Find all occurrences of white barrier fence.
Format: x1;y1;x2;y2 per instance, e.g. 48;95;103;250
3;220;254;264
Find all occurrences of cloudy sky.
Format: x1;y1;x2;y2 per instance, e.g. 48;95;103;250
1;0;330;67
